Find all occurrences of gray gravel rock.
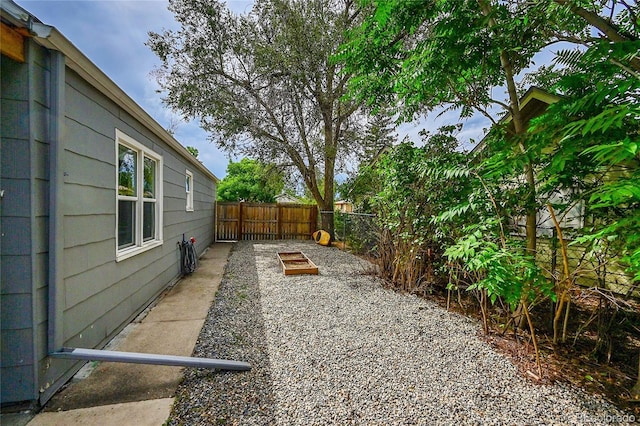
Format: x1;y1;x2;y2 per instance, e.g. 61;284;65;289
167;242;276;425
168;241;635;425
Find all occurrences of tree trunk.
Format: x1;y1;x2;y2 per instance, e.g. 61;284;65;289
322;152;336;240
500;51;537;255
498;48;537;329
319;201;335;240
479;0;537;255
320;94;337;241
479;0;538;329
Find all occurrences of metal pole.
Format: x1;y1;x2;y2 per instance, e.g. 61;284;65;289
343;212;346;245
52;347;251;371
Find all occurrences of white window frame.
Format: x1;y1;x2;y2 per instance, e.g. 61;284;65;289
186;169;194;212
115;129;163;261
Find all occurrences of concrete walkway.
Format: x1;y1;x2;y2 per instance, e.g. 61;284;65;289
16;243;233;426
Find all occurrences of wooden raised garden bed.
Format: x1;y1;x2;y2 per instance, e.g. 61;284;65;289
277;251;319;275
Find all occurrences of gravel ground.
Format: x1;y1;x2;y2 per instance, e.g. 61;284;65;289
168;241;635;425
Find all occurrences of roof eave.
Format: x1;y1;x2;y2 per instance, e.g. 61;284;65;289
470;87;562;155
1;0;218;183
37;30;219;183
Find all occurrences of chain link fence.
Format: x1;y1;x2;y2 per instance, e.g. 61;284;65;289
523;225;639;298
326;212;638;297
331;211;379;257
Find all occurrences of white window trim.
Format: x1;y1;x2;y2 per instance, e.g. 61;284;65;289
115;129;163;262
186;169;194;212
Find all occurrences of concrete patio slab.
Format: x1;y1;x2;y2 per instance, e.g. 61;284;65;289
28;398;173;426
25;243;233;424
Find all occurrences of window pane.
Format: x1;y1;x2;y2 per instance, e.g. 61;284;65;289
118;200;135;248
118;145;136;196
143;157;156;199
186;175;191;193
143;202;155;241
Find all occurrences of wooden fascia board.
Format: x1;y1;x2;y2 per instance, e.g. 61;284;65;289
33;29;219;183
470;87;561;155
1;20;26;62
501;87;561;126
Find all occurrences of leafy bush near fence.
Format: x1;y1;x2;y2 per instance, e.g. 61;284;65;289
368;126;471;292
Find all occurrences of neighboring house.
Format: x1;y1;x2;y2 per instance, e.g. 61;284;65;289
275;192;302;204
470;87;580;234
471;86;561;155
1;1;219;408
334;200;353;213
470;86;561;156
471;87;635;295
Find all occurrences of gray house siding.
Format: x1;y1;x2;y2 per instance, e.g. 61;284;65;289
163;151;217;255
1;40;51;404
1;7;218;404
38;67;216;403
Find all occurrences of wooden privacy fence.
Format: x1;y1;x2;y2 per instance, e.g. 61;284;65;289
216;202;318;241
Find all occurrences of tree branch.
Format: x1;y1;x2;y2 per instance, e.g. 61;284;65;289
554;0;640;71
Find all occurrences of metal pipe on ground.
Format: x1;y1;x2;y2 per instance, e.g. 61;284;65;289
51;347;251;371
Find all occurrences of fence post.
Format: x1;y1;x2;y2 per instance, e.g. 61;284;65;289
238;201;244;241
214;201;218;242
343;211;347;245
277;204;283;240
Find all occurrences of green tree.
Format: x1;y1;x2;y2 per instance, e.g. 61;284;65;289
524;7;639;382
526;15;640;278
340;0;640;327
148;0;367;238
339;0;582;340
186;146;199;158
217;158;284;203
337;163;377;213
340;0;590;258
360;110;396;162
525;25;640;347
338;110;397;211
340;0;639;380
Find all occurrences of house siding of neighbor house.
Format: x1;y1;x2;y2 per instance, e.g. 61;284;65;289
470;87;637;297
334;200;353;213
1;1;218;407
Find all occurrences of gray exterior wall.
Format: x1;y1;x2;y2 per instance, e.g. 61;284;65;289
1;40;51;404
41;67;216;403
1;38;217;406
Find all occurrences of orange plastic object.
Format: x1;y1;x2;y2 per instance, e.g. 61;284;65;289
312;230;331;246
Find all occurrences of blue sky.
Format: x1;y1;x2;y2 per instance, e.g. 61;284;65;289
16;0;253;179
15;0;532;180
